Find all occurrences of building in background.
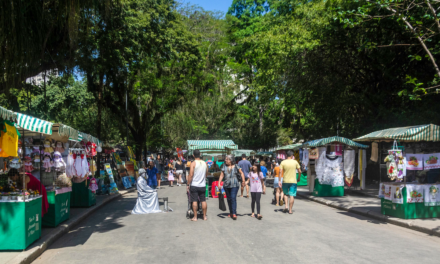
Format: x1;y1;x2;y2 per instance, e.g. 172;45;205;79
26;69;58;86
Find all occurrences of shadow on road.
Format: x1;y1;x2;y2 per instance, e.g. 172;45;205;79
337;211;386;225
47;196;136;249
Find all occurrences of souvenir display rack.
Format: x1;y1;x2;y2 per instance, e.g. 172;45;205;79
354;124;440;219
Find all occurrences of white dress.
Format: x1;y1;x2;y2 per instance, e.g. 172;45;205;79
319;156;344;187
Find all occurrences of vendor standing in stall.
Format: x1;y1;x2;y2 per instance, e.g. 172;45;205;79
8;168;49;217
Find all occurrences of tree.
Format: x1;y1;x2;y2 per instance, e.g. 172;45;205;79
336;0;440;99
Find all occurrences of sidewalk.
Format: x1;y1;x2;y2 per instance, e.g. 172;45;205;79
297;186;440;237
1;188;136;264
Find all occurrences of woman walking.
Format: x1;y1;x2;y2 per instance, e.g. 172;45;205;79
218;155;245;220
175;158;185;186
249;164;266;219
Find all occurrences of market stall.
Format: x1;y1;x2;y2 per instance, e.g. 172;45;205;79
187;140;238;198
303;136;369;197
354;124;440;219
0;109;44;249
275;144;308;185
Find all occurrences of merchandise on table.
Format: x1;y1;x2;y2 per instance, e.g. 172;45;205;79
406;153;424;171
423;153;440;170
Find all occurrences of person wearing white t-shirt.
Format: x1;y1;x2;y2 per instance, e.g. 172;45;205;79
187;150;208;221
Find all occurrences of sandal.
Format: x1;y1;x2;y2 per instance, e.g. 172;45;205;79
251;214;255;218
232;214;237;220
227;214;231;218
257;215;263;220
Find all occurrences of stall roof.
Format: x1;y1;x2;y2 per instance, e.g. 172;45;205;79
232;149;256;157
1;106;100;144
0;105;17;120
276;143;303;151
304;136;369;149
353;124;440;142
256;151;273;156
187;140;238;150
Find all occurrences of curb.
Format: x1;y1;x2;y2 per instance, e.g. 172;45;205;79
297;192;440;238
8;188;136;264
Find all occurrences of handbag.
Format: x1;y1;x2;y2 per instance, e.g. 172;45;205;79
235;165;243;183
309;148;319;159
219;192;227;211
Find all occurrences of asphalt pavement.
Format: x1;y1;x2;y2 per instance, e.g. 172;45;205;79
32;186;440;264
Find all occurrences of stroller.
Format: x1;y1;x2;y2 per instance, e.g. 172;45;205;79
186;190;203;219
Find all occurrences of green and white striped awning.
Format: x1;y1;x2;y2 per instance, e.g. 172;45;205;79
304;136;369;149
187;140;238;150
276;143;303;151
16;113;53;135
232;149;256;157
0;106;17;120
256;151;274;156
354;124;440;142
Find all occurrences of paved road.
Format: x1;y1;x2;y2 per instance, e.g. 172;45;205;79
33;186;440;264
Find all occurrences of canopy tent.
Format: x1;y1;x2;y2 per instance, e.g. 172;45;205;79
353;124;440;142
0;106;101;145
256;151;273;156
0;105;17;120
276;143;303;151
187;140;238;151
232;149;256;157
304;136;369;149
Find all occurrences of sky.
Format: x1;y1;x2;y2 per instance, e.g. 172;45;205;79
184;0;232;14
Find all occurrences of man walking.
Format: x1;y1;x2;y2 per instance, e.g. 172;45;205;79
154;154;163;189
278;150;301;214
187;150;208;221
238;154;252;198
146;160;161;189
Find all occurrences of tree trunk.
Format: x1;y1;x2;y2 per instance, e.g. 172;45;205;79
96;72;104;176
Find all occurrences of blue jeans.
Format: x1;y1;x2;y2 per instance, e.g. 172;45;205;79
224;187;239;215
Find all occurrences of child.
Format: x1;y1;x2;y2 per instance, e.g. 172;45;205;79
168;169;175;187
248;163;266;219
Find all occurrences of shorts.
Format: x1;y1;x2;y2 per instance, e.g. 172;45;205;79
274;177;279;186
176;170;183;175
190;186;206;203
282;183;297;197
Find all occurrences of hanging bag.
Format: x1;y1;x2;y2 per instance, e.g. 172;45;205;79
235;165;243;183
218;192;227;211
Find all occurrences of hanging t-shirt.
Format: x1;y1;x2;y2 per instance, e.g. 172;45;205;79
249;171;264;193
315;147;327;179
277;150;286;160
0;121;20;157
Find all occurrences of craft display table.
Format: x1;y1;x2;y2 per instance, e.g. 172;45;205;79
297;172;308;186
381;184;440;219
312;179;344;197
0;196;42;250
70;182;96;208
42;187;71;227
